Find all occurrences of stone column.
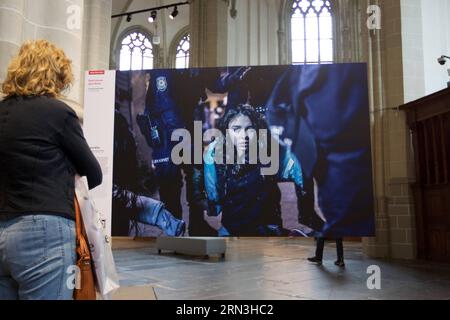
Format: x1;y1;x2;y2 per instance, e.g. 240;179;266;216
362;0;420;260
189;0;228;67
79;0;112;118
333;0;365;63
81;0;112;71
361;0;394;259
0;0;112;117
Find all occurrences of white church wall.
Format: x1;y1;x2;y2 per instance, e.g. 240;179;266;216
421;0;450;95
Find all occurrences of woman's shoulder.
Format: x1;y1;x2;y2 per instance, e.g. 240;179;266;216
39;96;77;113
15;96;82;127
28;96;80;121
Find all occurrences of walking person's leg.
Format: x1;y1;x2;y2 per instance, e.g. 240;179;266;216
308;237;325;265
334;238;345;267
316;238;325;260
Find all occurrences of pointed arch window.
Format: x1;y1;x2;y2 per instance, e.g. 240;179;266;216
175;34;190;69
291;0;334;64
119;31;154;71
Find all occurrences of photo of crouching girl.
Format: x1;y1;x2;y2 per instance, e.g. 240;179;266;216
199;104;306;237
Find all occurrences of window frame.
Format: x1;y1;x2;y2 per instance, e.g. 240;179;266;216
115;27;158;71
169;26;191;69
175;33;190;69
285;0;337;65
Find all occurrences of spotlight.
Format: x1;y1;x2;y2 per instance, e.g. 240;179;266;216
126;14;132;22
169;6;179;20
148;10;157;23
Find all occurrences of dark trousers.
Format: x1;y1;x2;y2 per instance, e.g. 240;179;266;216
315;238;344;261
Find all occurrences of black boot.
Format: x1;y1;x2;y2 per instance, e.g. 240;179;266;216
334;260;345;267
307;257;322;266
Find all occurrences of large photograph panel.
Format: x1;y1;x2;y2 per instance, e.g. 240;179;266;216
112;64;375;238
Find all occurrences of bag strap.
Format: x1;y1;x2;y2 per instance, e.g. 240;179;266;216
75;194;82;242
75;195;90;258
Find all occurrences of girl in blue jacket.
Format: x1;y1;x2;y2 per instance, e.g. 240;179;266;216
202;104;305;236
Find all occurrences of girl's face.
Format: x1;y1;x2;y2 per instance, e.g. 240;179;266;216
228;114;256;154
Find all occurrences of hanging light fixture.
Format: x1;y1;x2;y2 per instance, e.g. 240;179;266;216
437;55;450;65
111;2;189;23
148;10;157;23
169;6;179;20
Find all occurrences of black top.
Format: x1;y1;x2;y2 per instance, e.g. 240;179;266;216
0;95;103;220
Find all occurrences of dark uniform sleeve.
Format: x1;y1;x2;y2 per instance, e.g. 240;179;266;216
60;109;103;190
267;64;375;236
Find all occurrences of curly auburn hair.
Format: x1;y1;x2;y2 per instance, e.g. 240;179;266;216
1;40;74;98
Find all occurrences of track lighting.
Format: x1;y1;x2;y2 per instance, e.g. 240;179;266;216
169;6;179;20
148;10;157;23
111;1;189;23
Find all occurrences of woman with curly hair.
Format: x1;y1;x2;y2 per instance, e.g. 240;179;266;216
0;40;102;300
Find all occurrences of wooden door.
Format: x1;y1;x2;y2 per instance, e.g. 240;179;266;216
414;113;450;262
